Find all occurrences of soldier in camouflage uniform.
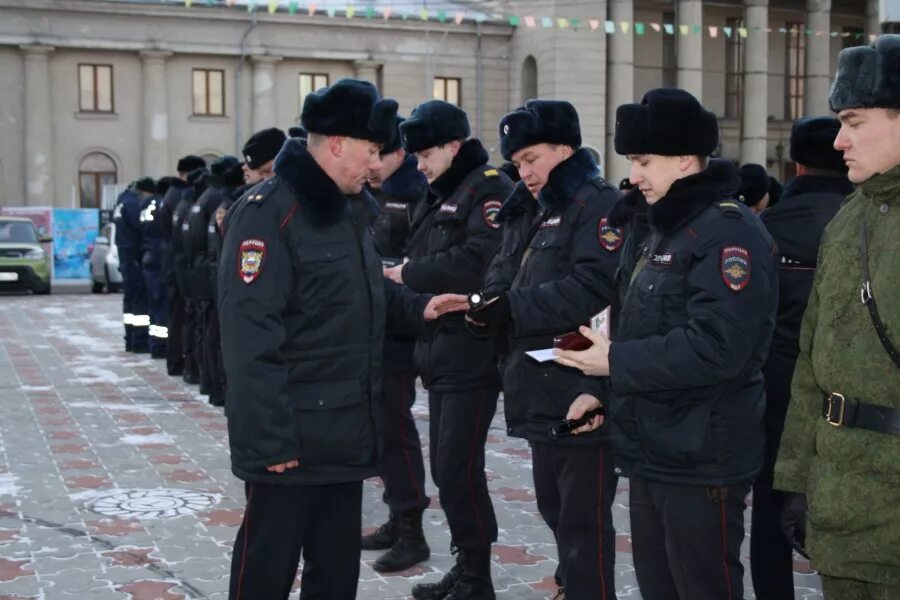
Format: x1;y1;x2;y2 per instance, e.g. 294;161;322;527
774;34;900;599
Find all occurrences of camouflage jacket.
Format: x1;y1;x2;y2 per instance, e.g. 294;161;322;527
774;164;900;585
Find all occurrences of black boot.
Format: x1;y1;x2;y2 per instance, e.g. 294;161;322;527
411;549;462;600
361;513;398;551
373;509;430;573
183;357;199;385
443;546;495;600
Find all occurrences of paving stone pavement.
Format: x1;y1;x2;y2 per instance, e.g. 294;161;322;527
0;294;823;599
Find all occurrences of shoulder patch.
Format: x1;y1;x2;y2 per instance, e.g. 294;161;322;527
598;218;624;252
238;239;266;284
720;246;751;292
716;201;745;218
482;199;503;229
483;168;499;177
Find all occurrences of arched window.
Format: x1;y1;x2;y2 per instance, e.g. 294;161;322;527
79;152;117;209
521;56;538;104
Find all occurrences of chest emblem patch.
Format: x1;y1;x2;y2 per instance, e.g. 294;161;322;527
482;199;503;229
651;252;675;266
721;246;751;291
540;215;562;228
599;218;623;252
439;203;458;215
238;238;266;284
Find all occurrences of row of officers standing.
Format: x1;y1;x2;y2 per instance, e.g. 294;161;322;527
112;126;301;405
119;34;897;600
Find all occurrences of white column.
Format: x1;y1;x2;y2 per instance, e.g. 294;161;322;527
741;0;769;165
21;45;55;207
353;60;382;88
865;0;880;40
676;0;704;100
804;0;832;116
251;55;282;131
606;0;634;184
140;51;172;177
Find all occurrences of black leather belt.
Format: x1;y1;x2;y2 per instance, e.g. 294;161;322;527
823;393;900;436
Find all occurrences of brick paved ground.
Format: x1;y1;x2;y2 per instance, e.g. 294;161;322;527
0;293;824;599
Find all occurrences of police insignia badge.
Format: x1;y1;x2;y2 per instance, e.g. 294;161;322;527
721;246;751;291
482;199;503;229
238;239;266;284
598;218;623;252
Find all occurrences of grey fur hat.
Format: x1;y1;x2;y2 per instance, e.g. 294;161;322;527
829;34;900;112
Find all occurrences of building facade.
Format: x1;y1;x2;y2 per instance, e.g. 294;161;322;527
0;0;875;208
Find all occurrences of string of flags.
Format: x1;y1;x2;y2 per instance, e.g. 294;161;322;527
181;1;877;42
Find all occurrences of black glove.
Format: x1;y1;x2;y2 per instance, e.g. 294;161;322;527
465;292;511;337
780;492;809;559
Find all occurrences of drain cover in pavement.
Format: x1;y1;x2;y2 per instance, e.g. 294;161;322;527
88;488;219;519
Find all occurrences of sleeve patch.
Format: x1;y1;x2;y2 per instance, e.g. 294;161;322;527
721;246;751;291
482;199;503;229
483;168;499;177
238;239;266;284
598;218;624;252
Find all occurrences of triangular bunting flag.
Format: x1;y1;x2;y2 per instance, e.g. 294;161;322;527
288;1;298;15
620;21;629;34
455;12;464;25
558;18;569;29
589;19;600;31
526;16;537;28
709;26;718;38
541;17;553;28
635;23;645;36
382;7;391;19
268;0;278;14
346;5;356;19
723;26;732;38
419;8;428;21
738;27;748;38
664;23;674;35
509;15;521;26
650;23;661;32
364;5;375;18
679;24;689;36
605;20;615;34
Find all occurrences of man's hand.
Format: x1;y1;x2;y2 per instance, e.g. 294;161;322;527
424;293;470;321
383;264;404;284
464;293;510;335
553;326;612;376
566;394;605;434
780;492;809;559
265;459;299;473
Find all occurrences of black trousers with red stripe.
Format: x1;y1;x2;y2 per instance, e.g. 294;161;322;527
531;441;618;600
629;477;750;600
378;372;429;513
228;481;362;600
428;387;499;550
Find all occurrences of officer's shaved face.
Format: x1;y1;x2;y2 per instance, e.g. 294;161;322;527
834;108;900;184
243;164;264;185
368;148;405;189
512;144;572;199
334;137;382;195
415;143;458;183
626;154;697;204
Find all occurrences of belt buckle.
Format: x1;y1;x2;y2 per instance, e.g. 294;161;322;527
825;392;846;427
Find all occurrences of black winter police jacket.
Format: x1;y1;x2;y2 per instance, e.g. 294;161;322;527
401;139;513;392
159;179;189;285
605;160;778;486
758;174;852;452
186;185;234;302
218;139;425;486
370;154;427;375
483;149;621;444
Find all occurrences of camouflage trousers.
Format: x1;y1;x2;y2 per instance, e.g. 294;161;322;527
822;576;900;600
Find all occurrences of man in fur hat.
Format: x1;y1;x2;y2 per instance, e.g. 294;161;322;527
775;34;900;599
474;99;622;599
750;116;853;599
555;88;778;600
737;163;772;214
387;100;513;600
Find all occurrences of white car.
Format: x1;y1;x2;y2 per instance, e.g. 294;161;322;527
89;222;123;293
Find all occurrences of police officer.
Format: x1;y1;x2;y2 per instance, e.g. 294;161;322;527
159;155;206;376
186;156;244;405
555;88;778;600
737;163;772;214
360;115;431;573
219;78;456;600
241;127;286;186
775;35;900;599
173;166;208;385
140;177;177;359
113;181;151;353
473;100;621;599
385;101;513;600
749;116;852;599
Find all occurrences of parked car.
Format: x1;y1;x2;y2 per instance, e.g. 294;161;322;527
0;216;52;294
89;222;122;293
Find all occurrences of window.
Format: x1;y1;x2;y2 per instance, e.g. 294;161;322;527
724;17;745;118
662;13;677;88
78;64;114;112
299;73;329;112
79;152;117;209
433;77;461;106
192;68;225;116
842;26;865;50
785;22;806;120
521;56;538;104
